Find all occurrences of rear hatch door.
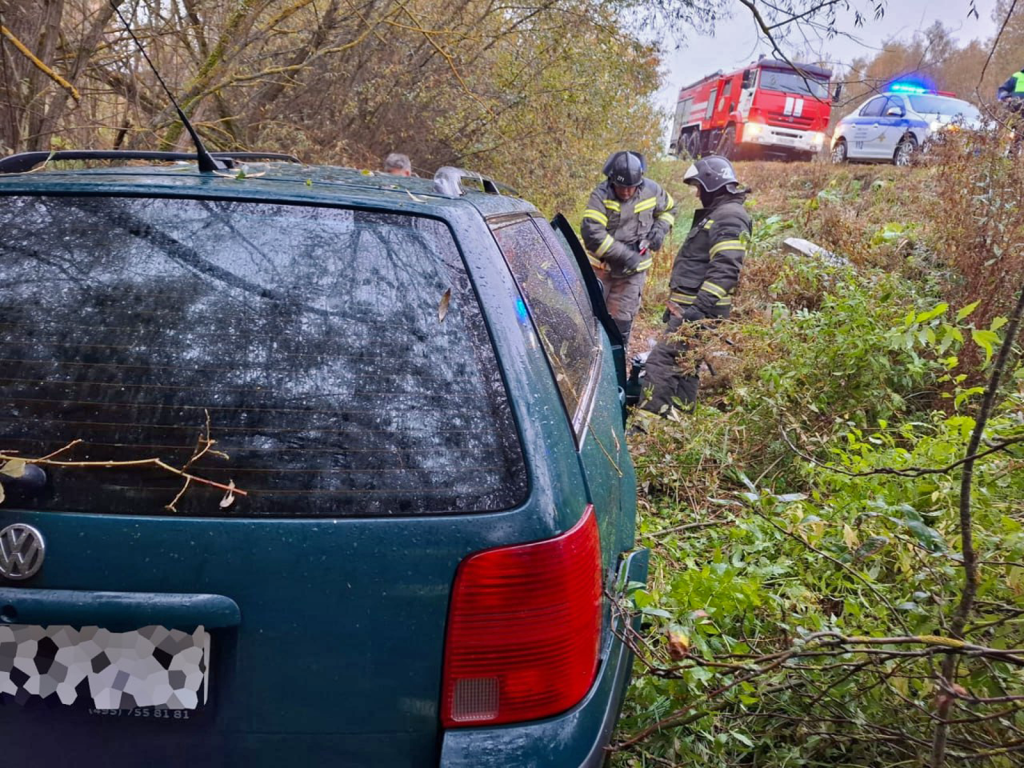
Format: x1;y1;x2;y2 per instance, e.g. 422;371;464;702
0;193;531;766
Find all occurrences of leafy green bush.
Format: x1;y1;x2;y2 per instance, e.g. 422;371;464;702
619;221;1024;765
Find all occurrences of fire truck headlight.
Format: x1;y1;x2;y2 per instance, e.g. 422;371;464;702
811;132;826;146
744;123;763;141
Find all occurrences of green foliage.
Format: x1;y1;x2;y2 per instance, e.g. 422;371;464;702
445;5;664;213
619;156;1024;765
2;0;668;215
622;375;1023;765
756;271;929;423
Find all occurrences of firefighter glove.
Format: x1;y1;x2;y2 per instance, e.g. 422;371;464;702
647;230;666;252
621;243;646;275
682;305;707;323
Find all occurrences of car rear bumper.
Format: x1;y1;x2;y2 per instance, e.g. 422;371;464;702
438;547;650;768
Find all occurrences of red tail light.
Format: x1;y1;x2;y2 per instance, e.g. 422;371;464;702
441;506;602;727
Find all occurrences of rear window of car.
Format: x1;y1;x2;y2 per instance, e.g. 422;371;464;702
907;95;981;120
0;196;527;517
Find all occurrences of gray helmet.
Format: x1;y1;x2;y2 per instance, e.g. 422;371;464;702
683;155;741;194
603;151;646;187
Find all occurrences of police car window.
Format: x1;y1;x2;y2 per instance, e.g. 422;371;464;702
0;196;527;517
907;95;982;120
861;97;887;117
885;97;905;114
492;220;599;421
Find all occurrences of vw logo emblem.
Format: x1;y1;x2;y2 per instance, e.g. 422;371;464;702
0;524;45;581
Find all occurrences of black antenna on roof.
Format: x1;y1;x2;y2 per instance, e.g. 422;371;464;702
109;2;225;172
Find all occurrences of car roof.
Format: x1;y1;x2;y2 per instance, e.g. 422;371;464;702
0;160;538;219
856;92;974;108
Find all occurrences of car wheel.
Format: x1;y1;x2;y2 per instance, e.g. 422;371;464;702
717;126;737;159
831;139;848;164
894;135;917;167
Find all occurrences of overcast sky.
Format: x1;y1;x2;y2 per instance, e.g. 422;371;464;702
655;0;1001;127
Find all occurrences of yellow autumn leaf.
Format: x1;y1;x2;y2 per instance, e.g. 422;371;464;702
219;480;237;509
0;459;26;478
438;288;452;323
667;631;690;660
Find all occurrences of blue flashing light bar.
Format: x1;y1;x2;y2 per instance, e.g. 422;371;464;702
889;82;929;94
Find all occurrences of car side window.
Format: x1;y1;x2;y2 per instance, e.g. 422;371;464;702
885;96;906;116
534;218;597;332
861;97;886;117
492;219;599;423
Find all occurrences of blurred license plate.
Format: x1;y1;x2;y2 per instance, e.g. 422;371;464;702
777;137;796;145
0;625;210;710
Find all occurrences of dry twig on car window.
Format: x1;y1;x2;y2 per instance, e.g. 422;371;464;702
0;410;245;512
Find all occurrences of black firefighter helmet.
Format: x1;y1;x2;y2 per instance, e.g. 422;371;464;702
683;155;743;195
603;150;646;187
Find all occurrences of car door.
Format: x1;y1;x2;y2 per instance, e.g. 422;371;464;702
544;216;635;556
849;96;888;158
550;214;627;400
490;216;635;576
878;95;910;156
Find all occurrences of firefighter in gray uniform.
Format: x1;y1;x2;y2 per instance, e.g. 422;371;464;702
580;151;677;346
642;155;751;414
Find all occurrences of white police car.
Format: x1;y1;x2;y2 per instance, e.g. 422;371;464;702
831;85;983;166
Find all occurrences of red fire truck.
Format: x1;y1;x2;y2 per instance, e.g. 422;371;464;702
670;59;838;162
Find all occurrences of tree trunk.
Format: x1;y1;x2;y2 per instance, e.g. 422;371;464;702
245;0;341;146
24;0;64;151
160;0;259;150
35;0;124;149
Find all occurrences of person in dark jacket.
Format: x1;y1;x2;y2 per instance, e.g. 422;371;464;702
641;155;751;414
580;151;677;346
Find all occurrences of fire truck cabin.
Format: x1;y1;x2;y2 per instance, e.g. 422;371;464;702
671;59;836;162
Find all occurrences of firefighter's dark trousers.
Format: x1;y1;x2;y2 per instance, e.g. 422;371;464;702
642;304;728;414
598;269;647;348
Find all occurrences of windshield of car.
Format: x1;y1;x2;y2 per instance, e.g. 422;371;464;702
0;196;527;517
907;95;982;120
758;69;830;100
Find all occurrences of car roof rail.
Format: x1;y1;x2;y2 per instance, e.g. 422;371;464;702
432;166;518;198
0;150;302;175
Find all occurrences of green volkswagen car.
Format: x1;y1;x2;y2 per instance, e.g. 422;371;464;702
0;151;646;766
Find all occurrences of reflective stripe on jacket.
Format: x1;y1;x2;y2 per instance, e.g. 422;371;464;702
580;179;677;275
668;192;752;317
